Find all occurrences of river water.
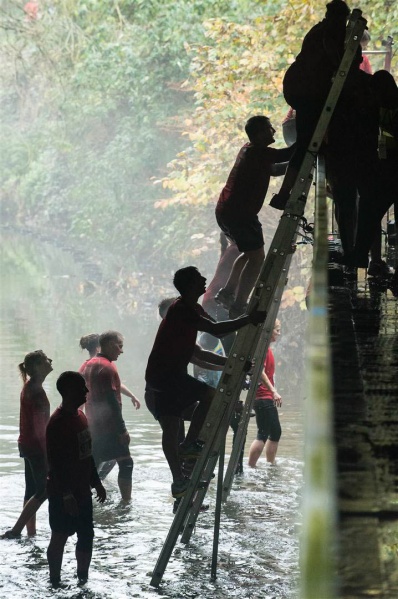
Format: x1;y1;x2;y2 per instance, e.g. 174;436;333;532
0;230;305;598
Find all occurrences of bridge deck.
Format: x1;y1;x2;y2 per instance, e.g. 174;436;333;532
331;279;398;598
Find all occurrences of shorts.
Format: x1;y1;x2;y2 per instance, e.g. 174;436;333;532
216;212;264;252
254;399;282;442
145;374;210;420
19;446;47;502
48;495;94;539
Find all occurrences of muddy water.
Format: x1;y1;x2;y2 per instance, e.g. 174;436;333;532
0;230;305;598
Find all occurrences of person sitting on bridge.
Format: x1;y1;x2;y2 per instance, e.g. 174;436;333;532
144;266;267;499
215;115;294;318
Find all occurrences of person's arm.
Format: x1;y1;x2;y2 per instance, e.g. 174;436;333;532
98;369;129;435
260;369;282;406
89;456;106;503
197;306;266;337
268;143;296;164
270;162;289;177
120;383;141;409
191;344;227;371
46;421;79;515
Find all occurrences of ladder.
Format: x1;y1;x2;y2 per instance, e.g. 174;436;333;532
150;9;366;587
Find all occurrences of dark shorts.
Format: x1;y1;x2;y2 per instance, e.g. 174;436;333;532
91;433;131;464
216;212;264;252
145;374;209;420
48;495;94;540
254;399;282;442
19;446;47;502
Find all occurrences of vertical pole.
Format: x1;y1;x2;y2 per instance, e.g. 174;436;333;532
211;437;225;581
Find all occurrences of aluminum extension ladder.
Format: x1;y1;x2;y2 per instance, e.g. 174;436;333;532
150;8;367;587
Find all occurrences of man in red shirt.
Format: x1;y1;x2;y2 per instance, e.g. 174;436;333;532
80;331;134;501
145;266;267;498
215;115;294;317
248;320;282;467
46;371;106;587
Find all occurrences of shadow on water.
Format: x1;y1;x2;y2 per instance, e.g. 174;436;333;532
0;230;304;598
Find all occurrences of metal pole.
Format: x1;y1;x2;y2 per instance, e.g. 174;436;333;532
211;436;225;581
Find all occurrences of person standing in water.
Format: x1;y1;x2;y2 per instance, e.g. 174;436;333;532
248;320;282;467
3;350;53;538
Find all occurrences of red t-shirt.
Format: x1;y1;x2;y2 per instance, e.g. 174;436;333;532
81;355;124;435
18;380;50;457
46;407;100;500
360;54;372;75
216;143;293;220
146;298;210;385
256;348;275;401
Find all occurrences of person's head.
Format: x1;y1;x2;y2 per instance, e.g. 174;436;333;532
19;350;53;383
245;115;275;147
79;333;100;358
360;29;371;50
325;0;350;20
99;330;124;361
158;297;178;319
173;266;206;298
371;70;398;108
271;319;281;343
56;371;88;409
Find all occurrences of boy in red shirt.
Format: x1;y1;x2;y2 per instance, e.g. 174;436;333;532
248;320;282;467
145;266;267;498
46;371;106;587
215;116;294;317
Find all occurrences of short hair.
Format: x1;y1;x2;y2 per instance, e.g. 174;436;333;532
99;330;123;348
79;333;99;353
173;266;199;294
158;297;178;319
245;115;270;142
56;371;85;397
325;0;350;19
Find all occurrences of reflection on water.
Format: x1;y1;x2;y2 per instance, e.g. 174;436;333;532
0;231;304;597
0;454;303;598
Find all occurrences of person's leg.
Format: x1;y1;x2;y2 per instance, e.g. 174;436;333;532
264;440;279;464
6;456;47;537
116;455;134;501
235;247;265;308
97;460;116;481
248;440;265;468
221;253;248;297
183;387;214;446
47;532;69;584
271;98;323;209
248;400;269;467
265;406;282;464
75;500;94;584
158;413;185;482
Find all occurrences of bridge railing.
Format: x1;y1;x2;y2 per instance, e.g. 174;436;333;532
300;155;338;599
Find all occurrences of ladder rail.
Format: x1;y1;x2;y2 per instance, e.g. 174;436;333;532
221;254;293;501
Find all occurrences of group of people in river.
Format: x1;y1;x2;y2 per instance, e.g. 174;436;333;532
3;0;398;587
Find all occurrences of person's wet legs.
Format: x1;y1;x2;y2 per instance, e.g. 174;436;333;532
47;531;68;585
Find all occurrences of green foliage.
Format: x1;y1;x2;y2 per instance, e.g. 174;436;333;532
0;0;397;273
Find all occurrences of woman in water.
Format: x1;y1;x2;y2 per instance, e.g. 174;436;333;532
3;350;53;538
